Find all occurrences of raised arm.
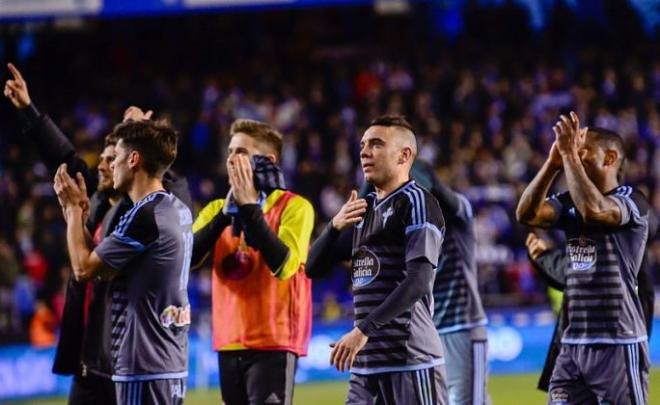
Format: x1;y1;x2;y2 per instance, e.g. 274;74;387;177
306;190;365;279
226;154;314;279
555;112;621;226
4;63;91;187
191;198;232;269
515;142;563;228
306;224;353;279
239;194;315;280
54;165;107;281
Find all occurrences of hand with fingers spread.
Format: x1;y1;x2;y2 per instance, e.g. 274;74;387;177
329;327;368;372
3;63;31;109
227;154;258;206
525;232;550;261
332;190;367;231
53;164;90;220
553;111;588;157
123;106;154;122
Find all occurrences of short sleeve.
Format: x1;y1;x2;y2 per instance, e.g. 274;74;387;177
608;187;650;227
454;193;474;224
95;202;159;272
403;189;446;266
545;191;571;229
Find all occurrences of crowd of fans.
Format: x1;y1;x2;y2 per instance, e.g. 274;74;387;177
0;3;658;345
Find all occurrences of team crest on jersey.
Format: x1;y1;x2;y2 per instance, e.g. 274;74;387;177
567;237;597;271
352;247;380;288
160;304;191;328
382;206;394;226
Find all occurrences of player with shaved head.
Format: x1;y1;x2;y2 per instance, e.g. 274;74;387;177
307;115;448;404
517;112;652;404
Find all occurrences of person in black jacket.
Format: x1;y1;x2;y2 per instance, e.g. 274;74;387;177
526;228;656;393
4;63;192;405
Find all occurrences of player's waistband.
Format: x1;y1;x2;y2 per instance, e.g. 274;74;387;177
111;371;188;382
561;335;647;345
436;318;488;334
350;358;444;375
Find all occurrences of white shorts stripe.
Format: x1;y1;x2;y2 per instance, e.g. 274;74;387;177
425;367;433;405
627;344;642;405
425;368;432;405
416;370;425;405
472;341;486;405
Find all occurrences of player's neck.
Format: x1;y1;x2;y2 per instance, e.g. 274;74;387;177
594;174;619;194
107;191;123;206
128;173;165;203
375;175;411;200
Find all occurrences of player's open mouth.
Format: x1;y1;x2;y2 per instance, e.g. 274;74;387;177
362;163;374;170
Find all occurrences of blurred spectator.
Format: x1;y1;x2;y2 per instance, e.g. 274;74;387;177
0;1;657;345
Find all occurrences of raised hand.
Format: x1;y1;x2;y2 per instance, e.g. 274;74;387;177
553;111;587;157
227;154;258;206
123;106;154;122
331;190;367;231
53;164;89;215
3;63;31;109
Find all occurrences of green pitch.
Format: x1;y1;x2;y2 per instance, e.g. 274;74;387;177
10;369;660;404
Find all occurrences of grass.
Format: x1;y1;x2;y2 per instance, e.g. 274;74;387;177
8;369;660;404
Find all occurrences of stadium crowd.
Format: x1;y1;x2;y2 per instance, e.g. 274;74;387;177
0;5;658;346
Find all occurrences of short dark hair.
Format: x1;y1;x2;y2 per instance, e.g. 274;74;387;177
112;120;178;178
230;119;283;160
368;115;415;134
104;132;118;147
589;127;626;179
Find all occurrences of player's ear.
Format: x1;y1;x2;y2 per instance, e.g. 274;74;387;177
128;150;140;170
398;147;413;165
265;153;278;164
603;149;618;168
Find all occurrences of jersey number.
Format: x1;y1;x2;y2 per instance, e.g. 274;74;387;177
180;230;193;290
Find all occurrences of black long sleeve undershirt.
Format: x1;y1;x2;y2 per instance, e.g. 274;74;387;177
238;204;290;276
305;223;353;279
530;249;567;291
356;258;435;336
20;104;91;186
192;211;232;269
430;179;462;217
421;160;462;217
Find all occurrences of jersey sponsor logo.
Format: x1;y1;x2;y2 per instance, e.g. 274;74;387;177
352;246;380;288
567;237;596;271
160;304;191;328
